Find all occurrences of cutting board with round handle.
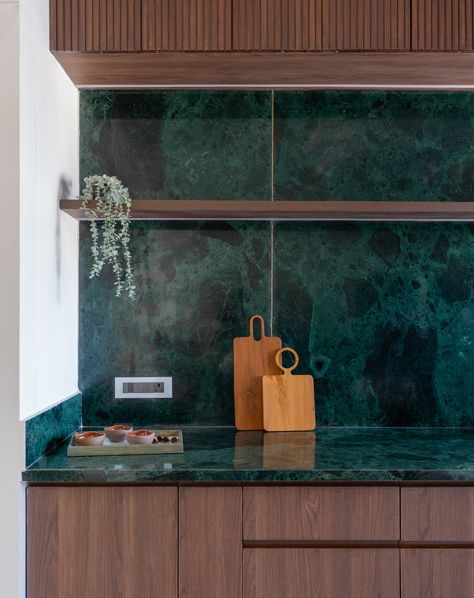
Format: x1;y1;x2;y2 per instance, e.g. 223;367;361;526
233;315;282;430
263;348;316;432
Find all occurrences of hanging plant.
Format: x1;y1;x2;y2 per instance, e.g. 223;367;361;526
80;175;136;300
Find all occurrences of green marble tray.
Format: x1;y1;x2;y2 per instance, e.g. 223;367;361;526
67;429;183;457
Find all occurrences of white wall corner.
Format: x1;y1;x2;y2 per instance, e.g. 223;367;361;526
19;0;79;419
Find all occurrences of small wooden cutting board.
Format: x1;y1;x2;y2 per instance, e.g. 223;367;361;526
263;348;316;432
233;315;282;430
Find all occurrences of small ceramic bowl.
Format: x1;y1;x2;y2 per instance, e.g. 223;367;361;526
74;431;105;446
104;424;133;442
127;429;156;445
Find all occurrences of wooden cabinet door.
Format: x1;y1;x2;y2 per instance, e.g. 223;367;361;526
142;0;232;51
232;0;411;51
51;0;142;52
179;487;242;598
401;549;474;598
27;486;178;598
244;548;400;598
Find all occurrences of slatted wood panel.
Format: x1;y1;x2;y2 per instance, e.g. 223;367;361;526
232;0;410;50
412;0;474;50
142;0;232;50
50;0;141;51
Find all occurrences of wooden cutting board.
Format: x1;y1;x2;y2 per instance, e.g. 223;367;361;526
233;315;281;430
263;348;316;432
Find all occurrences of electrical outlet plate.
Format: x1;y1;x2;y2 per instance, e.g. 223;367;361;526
115;377;172;400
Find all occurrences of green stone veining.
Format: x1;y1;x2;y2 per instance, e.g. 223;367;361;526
275;91;474;201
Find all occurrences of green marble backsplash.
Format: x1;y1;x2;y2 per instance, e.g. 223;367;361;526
80;90;474;427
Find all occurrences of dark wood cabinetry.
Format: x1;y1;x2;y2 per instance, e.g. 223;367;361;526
49;0;474;88
244;548;400;598
401;549;474;598
27;486;177;598
232;0;410;51
27;484;474;598
243;486;399;541
179;487;242;598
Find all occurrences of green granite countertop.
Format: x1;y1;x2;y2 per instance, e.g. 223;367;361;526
22;427;474;483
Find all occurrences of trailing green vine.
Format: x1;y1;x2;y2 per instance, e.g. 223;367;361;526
80;175;136;300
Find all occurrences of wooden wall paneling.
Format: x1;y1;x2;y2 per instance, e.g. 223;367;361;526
401;549;474;598
27;486;178;598
401;487;474;541
50;0;58;50
412;0;474;51
243;486;400;541
233;0;324;50
179;487;242;598
143;0;231;51
319;0;410;50
244;549;400;598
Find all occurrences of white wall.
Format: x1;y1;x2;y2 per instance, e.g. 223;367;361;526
0;0;79;594
19;0;79;419
0;3;24;597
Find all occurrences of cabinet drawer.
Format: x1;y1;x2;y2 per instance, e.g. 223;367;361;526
244;548;400;598
401;488;474;541
401;549;474;598
243;486;399;541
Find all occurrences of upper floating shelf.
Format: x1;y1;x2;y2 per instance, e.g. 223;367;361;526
60;200;474;222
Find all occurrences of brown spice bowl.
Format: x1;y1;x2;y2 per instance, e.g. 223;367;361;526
127;429;156;445
104;424;133;442
74;431;105;446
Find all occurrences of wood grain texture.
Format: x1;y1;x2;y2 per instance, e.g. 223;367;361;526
179;487;242;598
51;0;142;51
401;549;474;598
232;0;410;50
243;486;400;540
402;487;474;541
412;0;474;50
60;199;474;221
244;548;400;598
52;51;474;88
234;315;282;430
142;0;232;50
27;486;178;598
262;348;316;432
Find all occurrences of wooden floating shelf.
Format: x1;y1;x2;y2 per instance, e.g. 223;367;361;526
54;52;474;90
60;200;474;222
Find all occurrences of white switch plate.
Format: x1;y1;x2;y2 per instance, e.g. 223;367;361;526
115;377;173;399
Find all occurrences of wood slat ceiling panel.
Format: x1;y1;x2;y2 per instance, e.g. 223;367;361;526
412;0;474;50
142;0;232;51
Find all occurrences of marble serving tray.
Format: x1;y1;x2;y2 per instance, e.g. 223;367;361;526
67;429;183;457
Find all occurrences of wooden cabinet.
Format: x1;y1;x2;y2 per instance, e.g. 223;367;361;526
27;486;178;598
244;548;400;598
232;0;410;51
50;0;142;51
401;487;474;541
244;486;399;541
401;549;474;598
26;484;474;598
142;0;232;51
179;487;242;598
51;0;474;53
